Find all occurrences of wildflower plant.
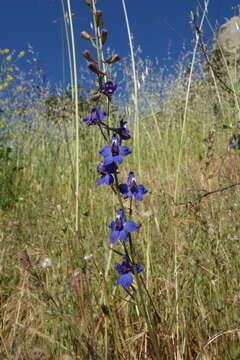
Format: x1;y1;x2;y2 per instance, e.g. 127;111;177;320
80;1;160;357
81;0;147;285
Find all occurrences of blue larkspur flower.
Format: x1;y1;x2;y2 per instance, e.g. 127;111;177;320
116;120;131;140
108;209;139;244
114;257;143;289
99;134;131;165
119;171;148;200
83;108;106;126
229;134;240;148
99;81;117;97
104;120;131;140
96;161;117;186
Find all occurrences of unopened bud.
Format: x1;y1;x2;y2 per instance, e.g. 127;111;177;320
105;54;121;64
101;29;108;45
88;62;106;76
81;31;95;41
95;10;104;27
90;92;102;101
82;50;97;64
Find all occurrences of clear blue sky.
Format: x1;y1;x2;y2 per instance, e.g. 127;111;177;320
1;0;239;87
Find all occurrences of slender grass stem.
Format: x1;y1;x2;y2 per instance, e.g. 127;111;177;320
66;0;79;233
173;2;210;357
121;0;140;173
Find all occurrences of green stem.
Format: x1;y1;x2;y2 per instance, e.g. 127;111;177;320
134;273;161;359
113;172;124;210
107;98;111;139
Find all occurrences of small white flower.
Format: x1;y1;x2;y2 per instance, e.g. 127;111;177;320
73;269;81;278
84;254;93;262
40;257;53;269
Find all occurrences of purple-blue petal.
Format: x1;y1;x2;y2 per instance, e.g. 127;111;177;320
108;221;115;230
136;264;143;273
99;146;111;157
117;209;124;218
96;176;106;186
124;221;139;233
105;174;114;185
119;230;128;242
119;184;128;194
134;192;143;201
99;111;106;121
110;230;119;244
123;190;134;199
106;162;117;174
112;155;123;164
114;263;122;273
115;273;133;288
137;185;148;194
83;116;91;123
103;155;115;165
120;146;132;156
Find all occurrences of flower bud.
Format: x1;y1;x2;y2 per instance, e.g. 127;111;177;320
95;10;104;27
82;50;97;64
101;29;108;45
105;54;121;64
90;91;102;101
81;31;95;41
88;62;106;76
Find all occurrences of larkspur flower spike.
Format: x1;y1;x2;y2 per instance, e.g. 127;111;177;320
83;108;106;126
99;134;131;165
114;257;143;289
119;171;148;200
108;209;139;244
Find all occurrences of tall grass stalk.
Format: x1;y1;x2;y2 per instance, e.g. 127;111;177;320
121;0;140;173
61;0;74;99
66;0;80;232
173;1;210;358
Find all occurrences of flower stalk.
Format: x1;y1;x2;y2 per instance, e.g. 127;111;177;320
81;0;160;356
